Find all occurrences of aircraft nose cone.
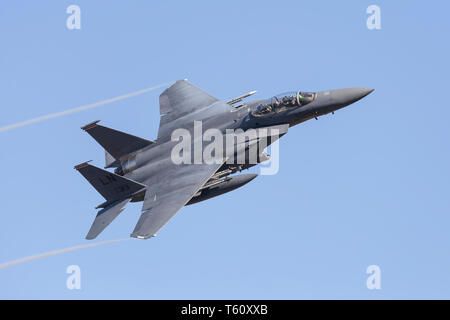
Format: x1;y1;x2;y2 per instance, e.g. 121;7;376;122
332;88;374;106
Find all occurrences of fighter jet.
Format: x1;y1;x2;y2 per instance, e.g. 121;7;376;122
75;80;373;239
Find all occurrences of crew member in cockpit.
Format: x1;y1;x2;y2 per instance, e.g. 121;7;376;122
262;105;272;114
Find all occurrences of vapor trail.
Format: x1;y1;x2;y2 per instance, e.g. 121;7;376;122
0;238;130;270
0;82;170;133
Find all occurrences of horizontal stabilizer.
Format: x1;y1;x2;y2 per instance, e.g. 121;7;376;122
81;121;154;160
75;162;146;203
86;198;131;240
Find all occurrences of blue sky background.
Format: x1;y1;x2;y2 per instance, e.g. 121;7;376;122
0;1;449;299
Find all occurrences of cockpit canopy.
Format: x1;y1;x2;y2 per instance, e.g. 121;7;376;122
252;91;315;117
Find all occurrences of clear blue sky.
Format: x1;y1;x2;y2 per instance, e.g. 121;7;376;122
1;1;449;299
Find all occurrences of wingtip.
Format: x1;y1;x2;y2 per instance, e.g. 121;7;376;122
130;233;156;240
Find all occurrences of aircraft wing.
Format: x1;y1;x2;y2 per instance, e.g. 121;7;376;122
130;160;224;239
133;79;232;238
157;80;230;140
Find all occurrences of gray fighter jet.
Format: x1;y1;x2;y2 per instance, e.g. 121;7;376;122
75;80;373;239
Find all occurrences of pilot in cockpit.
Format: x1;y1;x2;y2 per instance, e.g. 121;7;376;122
252;90;316;117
